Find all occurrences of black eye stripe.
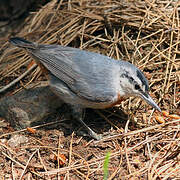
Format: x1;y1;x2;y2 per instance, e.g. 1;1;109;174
129;77;134;82
121;73;140;89
136;69;149;91
121;71;148;92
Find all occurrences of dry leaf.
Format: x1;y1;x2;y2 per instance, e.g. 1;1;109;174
155;116;165;124
168;114;180;120
27;127;36;134
54;154;66;166
162;110;169;117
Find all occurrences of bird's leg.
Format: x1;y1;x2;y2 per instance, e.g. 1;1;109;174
71;105;102;140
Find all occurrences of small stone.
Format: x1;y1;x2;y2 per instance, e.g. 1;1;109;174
8;135;28;147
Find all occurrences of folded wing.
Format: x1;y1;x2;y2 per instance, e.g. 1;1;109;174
30;45;119;103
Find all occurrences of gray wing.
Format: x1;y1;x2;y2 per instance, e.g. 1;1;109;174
30;45;119;102
30;45;76;85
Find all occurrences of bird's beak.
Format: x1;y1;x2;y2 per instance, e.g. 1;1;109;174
141;93;161;112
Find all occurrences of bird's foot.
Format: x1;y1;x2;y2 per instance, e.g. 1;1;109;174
77;128;102;140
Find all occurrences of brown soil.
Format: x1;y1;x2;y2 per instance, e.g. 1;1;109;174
0;0;179;179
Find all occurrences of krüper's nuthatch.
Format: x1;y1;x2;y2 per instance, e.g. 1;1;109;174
9;37;161;140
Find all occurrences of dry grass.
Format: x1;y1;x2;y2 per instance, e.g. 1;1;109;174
0;0;179;179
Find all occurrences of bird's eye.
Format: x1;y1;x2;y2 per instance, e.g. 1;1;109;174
135;84;140;90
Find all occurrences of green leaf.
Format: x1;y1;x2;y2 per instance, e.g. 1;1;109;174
103;151;111;180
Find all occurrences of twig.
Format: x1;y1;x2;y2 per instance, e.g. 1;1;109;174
19;149;38;180
0;63;37;93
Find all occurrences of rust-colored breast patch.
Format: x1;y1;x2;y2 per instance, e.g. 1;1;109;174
104;93;126;108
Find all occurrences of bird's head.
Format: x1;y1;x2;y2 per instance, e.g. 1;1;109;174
118;61;161;112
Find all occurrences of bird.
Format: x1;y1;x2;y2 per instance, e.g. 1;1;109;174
9;37;161;140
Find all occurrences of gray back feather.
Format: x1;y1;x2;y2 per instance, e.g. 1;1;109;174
30;45;121;102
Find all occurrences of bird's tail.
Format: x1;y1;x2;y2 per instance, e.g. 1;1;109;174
9;37;37;49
